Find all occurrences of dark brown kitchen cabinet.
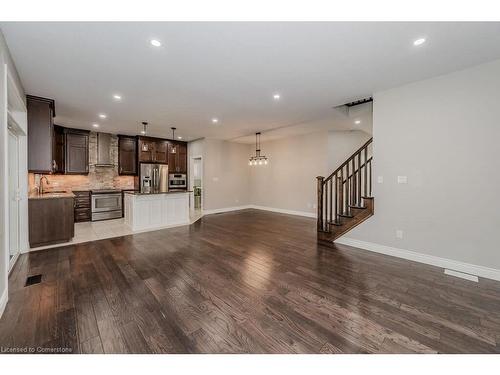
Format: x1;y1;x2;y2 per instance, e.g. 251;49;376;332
52;125;65;173
73;190;91;222
138;137;155;162
27;95;55;173
168;141;188;173
155;140;169;163
118;135;137;175
29;197;74;247
138;136;169;163
64;128;89;174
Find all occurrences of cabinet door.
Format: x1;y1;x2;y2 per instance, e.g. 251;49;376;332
65;132;89;174
52;125;65;173
155;140;169;163
177;143;187;173
27;96;54;173
168;142;177;171
139;139;155;162
119;136;137;175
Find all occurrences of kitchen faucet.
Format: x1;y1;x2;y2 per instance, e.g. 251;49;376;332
39;175;50;194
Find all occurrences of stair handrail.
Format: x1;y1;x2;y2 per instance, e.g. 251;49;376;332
324;137;373;183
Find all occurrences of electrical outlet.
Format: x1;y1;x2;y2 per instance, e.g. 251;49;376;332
396;230;404;239
377;176;383;183
235;198;239;203
313;203;317;209
307;203;312;208
397;176;408;184
212;177;219;182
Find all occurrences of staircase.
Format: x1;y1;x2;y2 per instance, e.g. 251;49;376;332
317;138;373;244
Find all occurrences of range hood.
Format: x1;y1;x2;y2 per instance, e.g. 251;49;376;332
95;132;114;167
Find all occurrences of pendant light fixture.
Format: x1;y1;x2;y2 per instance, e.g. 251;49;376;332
171;127;177;154
248;132;268;166
140;121;148;135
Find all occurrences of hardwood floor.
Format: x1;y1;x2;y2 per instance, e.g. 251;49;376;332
1;209;500;353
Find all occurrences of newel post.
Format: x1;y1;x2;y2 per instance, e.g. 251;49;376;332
316;176;324;231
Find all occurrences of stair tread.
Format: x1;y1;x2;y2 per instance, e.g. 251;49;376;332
328;220;343;226
349;205;367;209
338;213;354;218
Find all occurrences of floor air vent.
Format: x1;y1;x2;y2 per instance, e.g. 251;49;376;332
25;274;42;287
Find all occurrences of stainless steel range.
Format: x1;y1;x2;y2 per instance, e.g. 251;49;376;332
91;189;122;221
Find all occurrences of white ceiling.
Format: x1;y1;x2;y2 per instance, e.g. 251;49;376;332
2;22;500;142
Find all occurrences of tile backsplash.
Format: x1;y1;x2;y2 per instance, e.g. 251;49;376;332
29;132;135;192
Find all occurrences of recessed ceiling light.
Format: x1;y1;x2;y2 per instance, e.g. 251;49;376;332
98;114;107;119
140;130;146;134
150;39;162;47
413;38;426;46
177;136;182;140
113;94;122;101
212;118;219;124
92;123;99;128
273;93;281;100
354;120;361;125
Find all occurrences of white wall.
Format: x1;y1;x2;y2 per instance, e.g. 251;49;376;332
0;29;26;317
250;131;329;215
189;138;252;212
327;130;372;172
346;59;500;271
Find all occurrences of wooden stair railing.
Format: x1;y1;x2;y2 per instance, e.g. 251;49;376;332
317;138;374;242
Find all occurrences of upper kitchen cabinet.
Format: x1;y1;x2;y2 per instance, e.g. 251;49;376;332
138;137;155;162
155;140;169;163
64;128;89;174
138;136;169;163
27;95;55;173
118;135;137;175
168;141;188;173
52;125;65;174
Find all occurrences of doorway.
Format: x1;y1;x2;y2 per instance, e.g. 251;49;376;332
7;128;20;270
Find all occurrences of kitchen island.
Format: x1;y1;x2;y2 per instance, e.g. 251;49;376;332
124;191;192;231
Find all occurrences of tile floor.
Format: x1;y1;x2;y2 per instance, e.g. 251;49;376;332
28;209;204;252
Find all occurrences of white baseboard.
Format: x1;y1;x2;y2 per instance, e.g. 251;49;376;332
335;237;500;282
250;205;316;218
203;204;316;218
0;288;7;319
202;205;253;215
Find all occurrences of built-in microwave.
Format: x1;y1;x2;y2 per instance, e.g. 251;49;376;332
168;173;187;189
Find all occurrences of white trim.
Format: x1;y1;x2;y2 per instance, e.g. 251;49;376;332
202;205;252;215
0;288;7;319
335;237;500;282
250;205;316;218
444;269;479;283
202;204;316;218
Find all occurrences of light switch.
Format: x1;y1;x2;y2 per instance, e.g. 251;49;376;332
377;176;383;183
397;176;408;184
212;177;219;182
396;230;404;239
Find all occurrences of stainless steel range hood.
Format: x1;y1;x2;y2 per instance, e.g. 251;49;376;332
95;132;114;167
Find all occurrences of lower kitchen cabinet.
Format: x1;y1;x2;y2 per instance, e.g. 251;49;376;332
73;190;91;222
29;197;74;248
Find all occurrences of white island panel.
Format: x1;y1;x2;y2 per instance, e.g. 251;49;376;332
124;192;191;231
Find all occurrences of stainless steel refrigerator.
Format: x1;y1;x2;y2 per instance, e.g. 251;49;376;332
140;163;168;193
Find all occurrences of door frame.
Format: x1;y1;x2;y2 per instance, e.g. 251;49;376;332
189;155;203;212
7;128;20;272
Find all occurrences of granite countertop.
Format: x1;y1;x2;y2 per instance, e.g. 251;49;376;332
28;191;75;200
124;190;193;195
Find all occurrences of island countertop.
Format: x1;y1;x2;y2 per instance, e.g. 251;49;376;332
124;190;193;195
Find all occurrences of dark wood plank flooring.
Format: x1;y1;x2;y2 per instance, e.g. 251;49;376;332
1;209;500;353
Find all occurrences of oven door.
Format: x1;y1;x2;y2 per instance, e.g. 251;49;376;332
92;193;122;212
169;179;187;189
